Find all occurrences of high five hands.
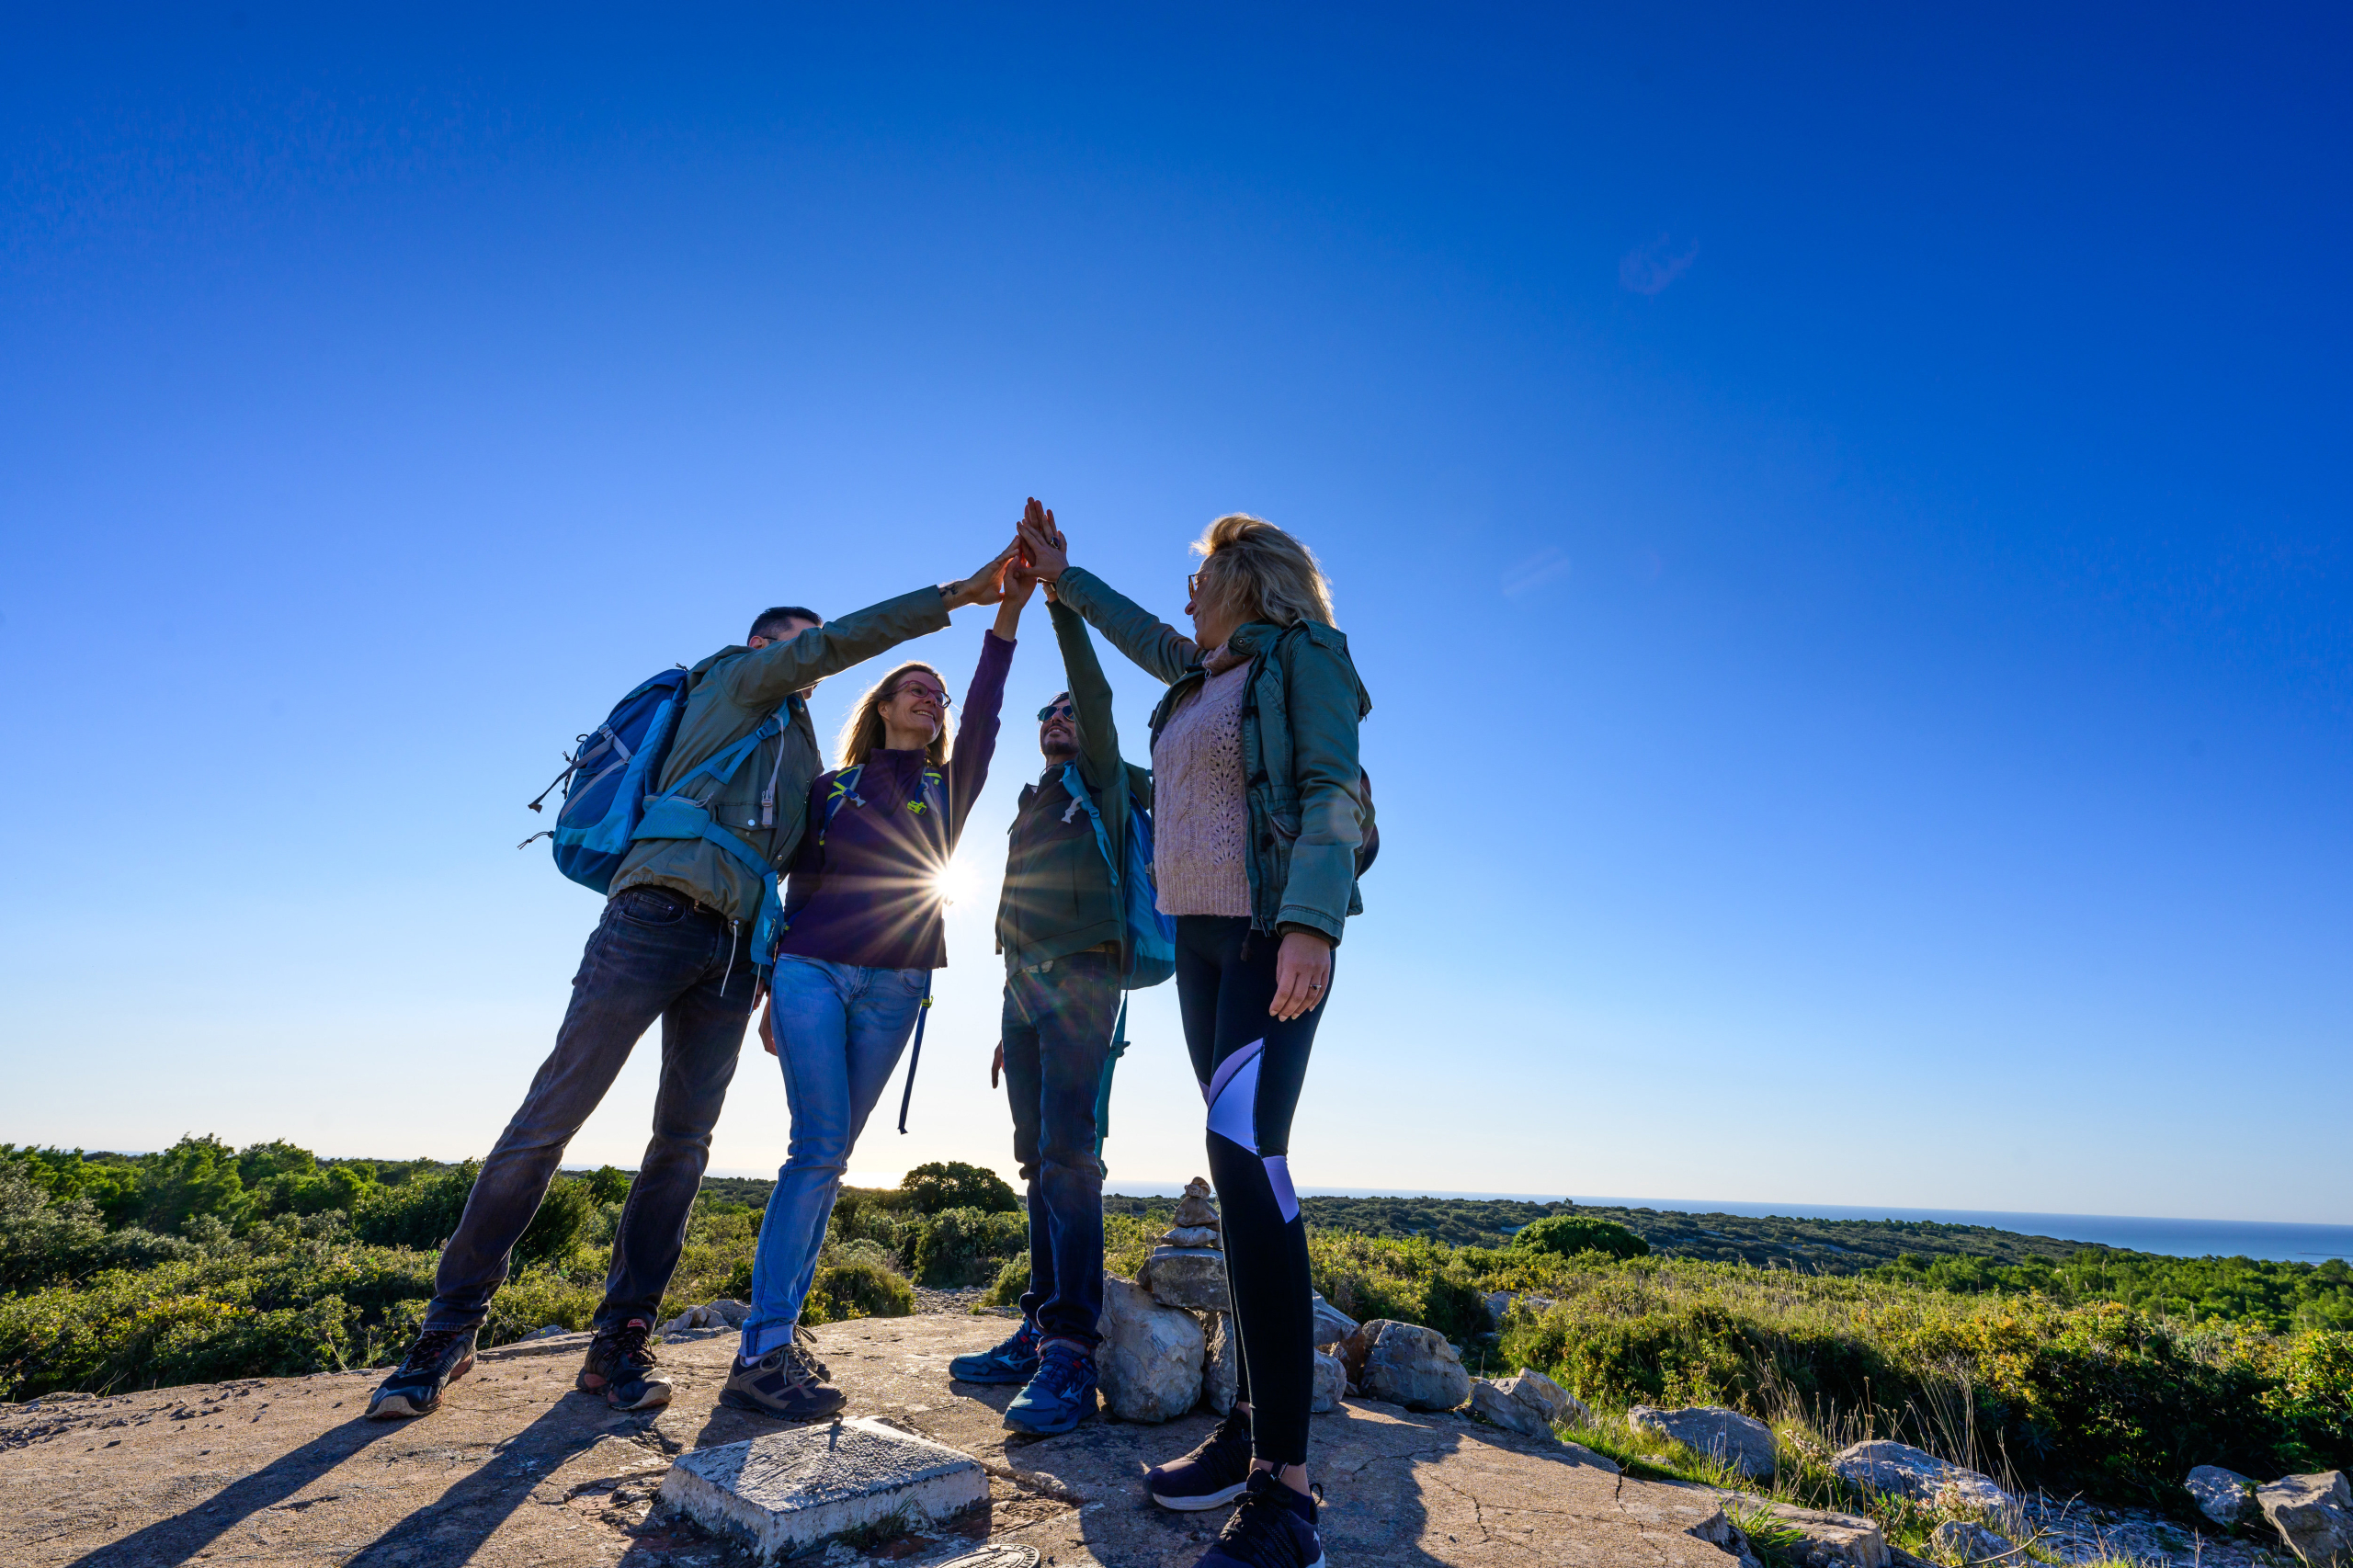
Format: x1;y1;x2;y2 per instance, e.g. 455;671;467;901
944;540;1023;609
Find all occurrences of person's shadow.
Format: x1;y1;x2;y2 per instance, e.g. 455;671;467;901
63;1415;403;1568
336;1401;623;1566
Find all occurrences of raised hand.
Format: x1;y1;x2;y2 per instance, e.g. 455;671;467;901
946;540;1022;608
1017;497;1069;582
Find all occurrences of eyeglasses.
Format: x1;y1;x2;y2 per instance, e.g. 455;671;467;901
891;683;951;709
1187;572;1202;599
1037;701;1075;722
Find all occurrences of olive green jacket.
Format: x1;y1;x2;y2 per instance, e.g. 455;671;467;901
1052;567;1371;946
995;598;1153;973
609;585;952;925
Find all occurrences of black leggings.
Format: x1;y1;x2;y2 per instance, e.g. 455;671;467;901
1173;914;1330;1469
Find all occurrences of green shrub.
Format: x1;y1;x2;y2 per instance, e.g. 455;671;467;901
979;1256;1029;1309
910;1207;1028;1287
0;1165;198;1292
583;1165;632;1206
1513;1214;1650;1261
809;1259;916;1323
900;1162;1019;1216
135;1135;259;1237
516;1178;597;1266
353;1163;477;1250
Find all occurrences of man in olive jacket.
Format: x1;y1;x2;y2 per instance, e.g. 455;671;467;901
947;585;1147;1434
369;546;1016;1423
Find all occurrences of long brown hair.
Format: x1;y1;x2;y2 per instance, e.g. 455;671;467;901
1191;513;1338;631
835;661;951;767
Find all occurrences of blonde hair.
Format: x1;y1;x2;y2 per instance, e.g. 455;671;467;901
1191;514;1337;631
835;662;950;767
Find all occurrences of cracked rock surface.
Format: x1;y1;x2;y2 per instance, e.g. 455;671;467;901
0;1313;1747;1566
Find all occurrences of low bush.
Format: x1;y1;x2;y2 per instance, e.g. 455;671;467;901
979;1256;1029;1310
900;1162;1019;1217
1512;1213;1649;1261
911;1207;1028;1288
809;1258;917;1323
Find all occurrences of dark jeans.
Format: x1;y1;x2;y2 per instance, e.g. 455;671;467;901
423;885;758;1334
1001;951;1124;1347
1175;915;1331;1470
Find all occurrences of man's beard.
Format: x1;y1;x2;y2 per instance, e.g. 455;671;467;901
1041;737;1079;762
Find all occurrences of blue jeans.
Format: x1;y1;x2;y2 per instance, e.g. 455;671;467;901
425;885;756;1334
1002;952;1123;1347
742;953;930;1354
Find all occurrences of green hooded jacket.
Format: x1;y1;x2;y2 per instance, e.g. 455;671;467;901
995;597;1154;973
608;585;952;926
1052;567;1371;946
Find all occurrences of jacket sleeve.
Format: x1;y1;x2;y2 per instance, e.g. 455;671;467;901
1051;568;1199;686
1274;633;1368;946
1051;599;1123;794
722;585;953;710
946;630;1012;846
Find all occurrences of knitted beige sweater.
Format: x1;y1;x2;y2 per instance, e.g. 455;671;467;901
1151;656;1253;917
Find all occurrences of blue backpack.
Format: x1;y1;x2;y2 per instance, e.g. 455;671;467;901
525;668;796;972
1057;762;1176;989
523;666;694;893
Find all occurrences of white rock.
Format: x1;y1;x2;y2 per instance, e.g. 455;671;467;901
657;1415;987;1561
1469;1378;1559;1438
1200;1312;1237;1415
1160;1224;1220;1248
1310;1350;1347;1414
1340;1320;1472;1412
1631;1406;1777;1480
520;1324;570;1341
1095;1273;1204;1423
1310;1291;1358;1350
1928;1519;2017;1563
2186;1464;2256;1528
1831;1441;2008;1511
1141;1248;1231;1312
2257;1471;2353;1568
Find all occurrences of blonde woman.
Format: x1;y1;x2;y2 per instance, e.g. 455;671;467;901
1017;504;1370;1568
722;563;1032;1420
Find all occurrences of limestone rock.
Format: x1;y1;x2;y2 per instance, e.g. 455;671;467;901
1310;1350;1347;1414
1310;1290;1358;1350
2257;1471;2353;1568
1468;1368;1587;1437
1726;1500;1886;1568
2187;1464;2256;1528
1631;1405;1777;1481
1095;1273;1204;1423
1171;1176;1221;1230
1200;1312;1237;1415
662;1299;752;1335
1141;1247;1231;1312
1159;1224;1220;1248
1482;1290;1556;1327
520;1324;570;1341
1340;1319;1472;1413
1832;1440;2008;1512
1927;1520;2016;1563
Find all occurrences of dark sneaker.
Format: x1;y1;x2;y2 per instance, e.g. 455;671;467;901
1003;1340;1098;1435
719;1327;847;1421
1147;1407;1253;1510
950;1319;1043;1385
577;1318;673;1411
367;1326;478;1419
1194;1473;1325;1568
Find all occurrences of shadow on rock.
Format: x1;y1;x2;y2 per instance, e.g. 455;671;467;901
63;1415;402;1568
338;1396;623;1567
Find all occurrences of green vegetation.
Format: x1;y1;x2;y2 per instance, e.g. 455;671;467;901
1512;1213;1650;1261
0;1145;1032;1403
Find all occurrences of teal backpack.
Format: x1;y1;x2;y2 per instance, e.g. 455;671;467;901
1057;761;1176;990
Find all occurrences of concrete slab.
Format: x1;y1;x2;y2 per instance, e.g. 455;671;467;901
658;1415;987;1561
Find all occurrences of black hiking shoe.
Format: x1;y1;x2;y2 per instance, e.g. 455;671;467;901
367;1326;478;1419
719;1325;846;1422
1193;1473;1325;1568
577;1318;674;1411
1147;1406;1254;1509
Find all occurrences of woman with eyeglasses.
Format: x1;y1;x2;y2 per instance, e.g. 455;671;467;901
721;558;1032;1421
1016;505;1371;1568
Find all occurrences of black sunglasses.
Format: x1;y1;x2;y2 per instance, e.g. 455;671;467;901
1037;700;1075;722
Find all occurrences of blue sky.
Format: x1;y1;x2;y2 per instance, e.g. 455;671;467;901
4;5;2347;1221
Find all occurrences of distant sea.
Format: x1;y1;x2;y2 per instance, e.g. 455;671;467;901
1076;1183;2353;1264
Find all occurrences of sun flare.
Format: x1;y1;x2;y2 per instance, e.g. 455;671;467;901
933;856;979;907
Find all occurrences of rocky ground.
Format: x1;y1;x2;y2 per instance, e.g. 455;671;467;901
0;1311;1755;1568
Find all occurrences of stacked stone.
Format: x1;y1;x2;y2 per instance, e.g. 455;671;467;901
1139;1177;1235;1414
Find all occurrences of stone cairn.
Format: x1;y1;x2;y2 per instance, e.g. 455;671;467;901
1140;1177;1234;1412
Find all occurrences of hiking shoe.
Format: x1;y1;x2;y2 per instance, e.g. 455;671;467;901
1193;1473;1325;1568
367;1326;477;1419
719;1328;847;1422
1003;1340;1098;1435
577;1318;674;1411
950;1319;1043;1385
1147;1406;1253;1509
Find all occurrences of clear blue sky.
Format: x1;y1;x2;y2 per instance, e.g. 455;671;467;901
4;5;2347;1221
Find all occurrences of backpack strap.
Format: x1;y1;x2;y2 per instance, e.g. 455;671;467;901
1058;762;1119;887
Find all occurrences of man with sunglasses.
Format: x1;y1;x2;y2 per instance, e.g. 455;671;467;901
949;503;1151;1435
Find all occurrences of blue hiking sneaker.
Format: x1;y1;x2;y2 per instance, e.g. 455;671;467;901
1003;1340;1098;1435
950;1319;1043;1385
1195;1473;1325;1568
